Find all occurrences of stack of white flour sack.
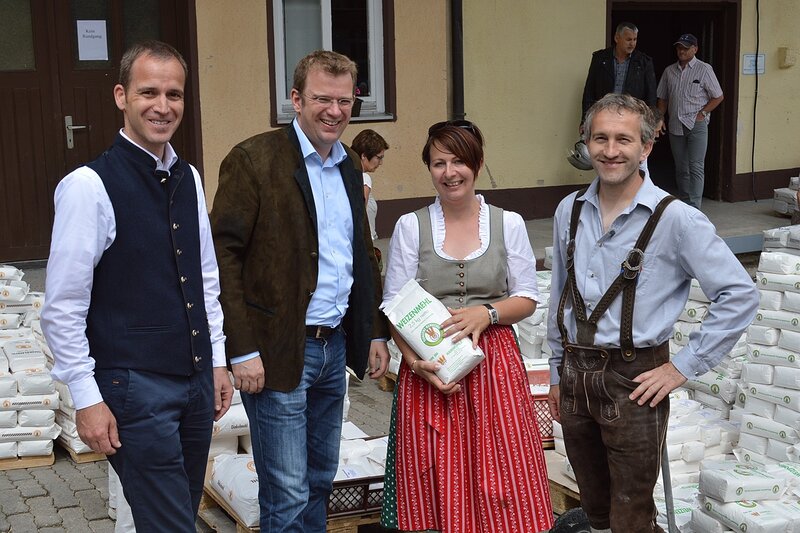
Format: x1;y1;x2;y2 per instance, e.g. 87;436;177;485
514;270;552;360
0;264;60;460
33;324;89;457
773;176;800;216
688;245;800;532
549;265;800;533
208;391;386;528
210;376;248;458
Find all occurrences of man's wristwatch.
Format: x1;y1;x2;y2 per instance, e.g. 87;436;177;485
699;110;707;118
483;304;499;325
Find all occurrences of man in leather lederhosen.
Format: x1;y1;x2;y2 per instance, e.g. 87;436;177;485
546;94;758;533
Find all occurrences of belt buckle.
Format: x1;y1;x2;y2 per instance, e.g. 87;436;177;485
314;325;324;339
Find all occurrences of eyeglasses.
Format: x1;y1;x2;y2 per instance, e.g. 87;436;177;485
427;119;479;137
303;94;355;109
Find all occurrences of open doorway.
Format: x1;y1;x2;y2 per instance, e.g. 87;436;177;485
610;1;740;202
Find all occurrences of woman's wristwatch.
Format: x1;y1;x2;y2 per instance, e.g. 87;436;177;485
483;304;499;325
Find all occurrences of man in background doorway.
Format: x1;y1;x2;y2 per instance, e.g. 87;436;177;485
657;33;724;208
581;22;658;130
580;22;660;177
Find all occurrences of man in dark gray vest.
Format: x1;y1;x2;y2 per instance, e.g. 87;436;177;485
42;41;232;532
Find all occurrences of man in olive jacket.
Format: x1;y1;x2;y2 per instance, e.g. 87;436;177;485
210;50;390;532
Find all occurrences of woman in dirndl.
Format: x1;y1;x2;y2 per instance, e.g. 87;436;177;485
380;120;554;533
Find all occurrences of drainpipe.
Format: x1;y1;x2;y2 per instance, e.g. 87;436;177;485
451;0;465;120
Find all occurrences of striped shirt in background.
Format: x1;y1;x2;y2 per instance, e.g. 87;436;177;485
657;56;722;135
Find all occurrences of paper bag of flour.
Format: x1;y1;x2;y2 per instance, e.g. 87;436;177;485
382;279;484;384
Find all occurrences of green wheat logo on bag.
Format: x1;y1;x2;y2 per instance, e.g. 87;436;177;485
421;323;444;346
383;279;485;385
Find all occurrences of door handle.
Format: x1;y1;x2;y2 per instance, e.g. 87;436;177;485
64;116;90;149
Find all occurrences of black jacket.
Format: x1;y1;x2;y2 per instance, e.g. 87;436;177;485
581;47;657;122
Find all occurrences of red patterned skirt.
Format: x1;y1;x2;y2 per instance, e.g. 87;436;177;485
380;325;554;533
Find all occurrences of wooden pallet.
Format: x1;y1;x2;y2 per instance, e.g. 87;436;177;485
327;512;381;533
65;447;106;464
199;482;257;533
57;440;106;464
377;372;396;392
199;482;381;533
0;453;54;471
545;450;581;515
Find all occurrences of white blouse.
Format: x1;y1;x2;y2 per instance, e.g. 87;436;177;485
382;195;540;306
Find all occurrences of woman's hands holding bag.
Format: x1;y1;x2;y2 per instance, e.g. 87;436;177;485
405;356;462;395
441;305;492;348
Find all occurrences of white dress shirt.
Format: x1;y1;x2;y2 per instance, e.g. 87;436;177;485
41;131;226;410
382;195;541;306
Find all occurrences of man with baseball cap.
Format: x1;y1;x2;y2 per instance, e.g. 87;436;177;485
657;33;724;208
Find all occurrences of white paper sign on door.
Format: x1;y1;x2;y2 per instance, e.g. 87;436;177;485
76;20;108;61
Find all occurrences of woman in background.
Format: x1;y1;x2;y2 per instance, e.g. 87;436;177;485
351;129;388;241
380;120;553;533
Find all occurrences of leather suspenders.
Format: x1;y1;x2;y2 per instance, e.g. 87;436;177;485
556;190;677;361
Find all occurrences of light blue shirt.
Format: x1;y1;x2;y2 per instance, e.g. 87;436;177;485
293;120;355;326
547;175;758;385
230;120;355;364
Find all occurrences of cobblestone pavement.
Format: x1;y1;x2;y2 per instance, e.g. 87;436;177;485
0;375;395;532
4;266;396;532
9;241;758;531
0;452;113;532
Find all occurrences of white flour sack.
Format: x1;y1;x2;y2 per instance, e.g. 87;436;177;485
382;279;485;384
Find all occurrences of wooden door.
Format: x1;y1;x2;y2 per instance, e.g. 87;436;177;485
0;0;192;262
0;1;60;261
611;2;738;203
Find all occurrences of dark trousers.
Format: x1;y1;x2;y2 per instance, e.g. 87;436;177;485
96;367;214;532
559;344;669;532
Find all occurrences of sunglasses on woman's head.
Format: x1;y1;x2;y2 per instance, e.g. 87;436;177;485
427;120;478;137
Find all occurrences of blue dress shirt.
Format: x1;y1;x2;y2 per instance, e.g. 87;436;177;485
229;120;354;364
547;175;758;385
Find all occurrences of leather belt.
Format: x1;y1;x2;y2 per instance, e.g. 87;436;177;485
564;343;669;361
305;325;337;339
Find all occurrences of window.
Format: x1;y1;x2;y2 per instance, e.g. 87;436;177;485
271;0;392;123
0;0;35;71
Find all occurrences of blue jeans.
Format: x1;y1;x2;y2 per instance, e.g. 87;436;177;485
669;120;708;209
241;329;346;532
97;368;213;532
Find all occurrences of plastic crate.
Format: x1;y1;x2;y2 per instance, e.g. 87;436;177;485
327;474;384;518
526;368;554;444
532;393;554;444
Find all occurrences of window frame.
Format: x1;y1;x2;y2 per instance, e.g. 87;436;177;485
268;0;395;125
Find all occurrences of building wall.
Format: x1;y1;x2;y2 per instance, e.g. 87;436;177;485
194;1;451;209
195;0;271;205
462;2;605;191
736;0;800;174
461;1;800;207
193;1;800;219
